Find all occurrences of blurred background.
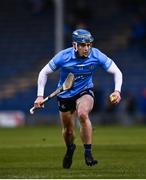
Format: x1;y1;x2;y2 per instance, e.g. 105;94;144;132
0;0;146;127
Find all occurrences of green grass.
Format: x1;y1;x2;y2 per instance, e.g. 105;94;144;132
0;125;146;178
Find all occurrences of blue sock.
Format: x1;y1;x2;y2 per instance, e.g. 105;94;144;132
67;144;74;150
84;144;92;157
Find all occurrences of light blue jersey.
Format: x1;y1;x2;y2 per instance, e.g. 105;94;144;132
48;47;112;98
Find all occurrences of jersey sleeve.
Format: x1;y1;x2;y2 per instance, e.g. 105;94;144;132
98;51;112;70
48;51;63;71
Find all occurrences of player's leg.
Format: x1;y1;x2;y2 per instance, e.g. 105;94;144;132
76;94;98;166
76;95;93;144
60;111;76;146
59;111;76;169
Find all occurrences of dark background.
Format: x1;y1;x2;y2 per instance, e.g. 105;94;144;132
0;0;146;126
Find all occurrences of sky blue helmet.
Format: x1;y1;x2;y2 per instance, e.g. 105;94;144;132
72;29;94;44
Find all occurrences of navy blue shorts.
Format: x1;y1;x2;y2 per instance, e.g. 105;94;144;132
57;89;94;112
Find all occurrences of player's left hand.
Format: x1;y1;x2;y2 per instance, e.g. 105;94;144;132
109;90;121;104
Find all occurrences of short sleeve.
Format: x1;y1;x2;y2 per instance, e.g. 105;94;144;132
98;51;112;70
48;51;63;71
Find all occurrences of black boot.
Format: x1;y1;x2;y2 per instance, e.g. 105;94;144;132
63;144;76;169
85;154;98;166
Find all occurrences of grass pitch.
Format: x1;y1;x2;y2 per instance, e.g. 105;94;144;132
0;125;146;178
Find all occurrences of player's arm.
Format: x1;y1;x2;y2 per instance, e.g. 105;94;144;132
107;61;123;104
34;51;63;108
34;64;53;108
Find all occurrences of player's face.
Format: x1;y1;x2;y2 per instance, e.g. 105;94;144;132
73;42;92;57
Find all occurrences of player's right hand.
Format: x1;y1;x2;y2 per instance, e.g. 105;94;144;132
34;96;44;108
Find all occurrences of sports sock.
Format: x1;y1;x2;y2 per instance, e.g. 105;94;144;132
84;144;92;157
67;144;75;150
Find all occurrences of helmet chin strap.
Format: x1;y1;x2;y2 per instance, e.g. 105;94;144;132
74;42;78;52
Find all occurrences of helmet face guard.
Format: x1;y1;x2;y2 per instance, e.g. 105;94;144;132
72;29;94;44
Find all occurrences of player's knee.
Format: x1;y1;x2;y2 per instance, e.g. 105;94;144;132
78;109;88;122
64;128;74;136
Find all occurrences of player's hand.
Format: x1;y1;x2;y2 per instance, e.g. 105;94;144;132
109;91;121;104
34;96;44;108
